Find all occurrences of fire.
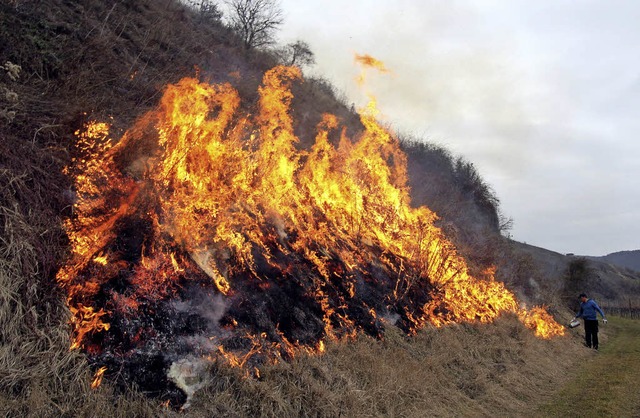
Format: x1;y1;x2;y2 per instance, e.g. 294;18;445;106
58;61;564;397
354;53;390;87
91;366;107;389
518;306;566;339
355;53;389;74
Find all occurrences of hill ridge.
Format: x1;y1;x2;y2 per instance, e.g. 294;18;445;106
586;249;640;273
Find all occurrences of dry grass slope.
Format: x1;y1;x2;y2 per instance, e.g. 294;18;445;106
0;196;592;417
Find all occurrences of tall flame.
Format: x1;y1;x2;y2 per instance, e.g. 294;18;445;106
58;63;563;384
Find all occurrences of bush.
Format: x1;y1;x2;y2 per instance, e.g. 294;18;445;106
562;257;591;309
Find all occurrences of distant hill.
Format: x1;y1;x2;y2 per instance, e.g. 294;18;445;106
506;241;640;308
587;250;640;273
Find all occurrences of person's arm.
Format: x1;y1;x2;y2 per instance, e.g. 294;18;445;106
574;305;584;319
593;301;606;321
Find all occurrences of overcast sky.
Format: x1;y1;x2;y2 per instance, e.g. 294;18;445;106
276;0;640;256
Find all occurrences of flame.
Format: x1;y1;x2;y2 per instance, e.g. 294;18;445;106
58;63;564;386
354;53;389;73
91;366;107;389
93;254;108;265
518;306;566;339
355;53;390;89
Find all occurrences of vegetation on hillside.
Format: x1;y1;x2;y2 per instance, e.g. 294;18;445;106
589;250;640;273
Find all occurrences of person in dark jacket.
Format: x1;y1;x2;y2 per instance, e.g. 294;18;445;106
573;293;607;349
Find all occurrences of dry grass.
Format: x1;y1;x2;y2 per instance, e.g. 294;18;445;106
175;315;590;417
0;174;590;417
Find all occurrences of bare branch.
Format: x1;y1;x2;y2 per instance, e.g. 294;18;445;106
225;0;283;49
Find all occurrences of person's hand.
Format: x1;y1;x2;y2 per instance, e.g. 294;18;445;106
603;318;608;324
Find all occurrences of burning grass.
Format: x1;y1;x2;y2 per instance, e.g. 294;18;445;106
52;64;565;405
0;181;583;416
0;136;158;417
0;51;582;418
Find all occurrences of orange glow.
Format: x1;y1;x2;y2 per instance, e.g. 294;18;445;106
91;366;107;389
354;53;389;73
518;306;566;339
58;62;564;377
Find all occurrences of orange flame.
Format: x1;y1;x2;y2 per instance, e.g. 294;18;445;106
354;53;389;73
518;306;566;339
354;53;390;88
58;63;564;377
91;366;107;389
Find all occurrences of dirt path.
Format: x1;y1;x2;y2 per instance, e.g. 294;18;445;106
534;316;640;418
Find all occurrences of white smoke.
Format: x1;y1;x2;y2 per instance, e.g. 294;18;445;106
168;356;210;409
171;289;228;332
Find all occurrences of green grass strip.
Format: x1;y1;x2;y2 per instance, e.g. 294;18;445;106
535;316;640;418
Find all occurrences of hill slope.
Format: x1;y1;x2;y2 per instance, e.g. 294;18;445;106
507;241;640;309
588;250;640;273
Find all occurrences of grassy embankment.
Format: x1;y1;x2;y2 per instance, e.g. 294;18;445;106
535;316;640;418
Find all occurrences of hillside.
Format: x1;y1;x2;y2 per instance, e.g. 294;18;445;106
507;241;640;309
587;250;640;273
1;1;637;416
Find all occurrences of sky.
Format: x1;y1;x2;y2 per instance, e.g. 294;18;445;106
275;0;640;256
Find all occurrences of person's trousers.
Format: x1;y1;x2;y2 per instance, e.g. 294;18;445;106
584;319;599;349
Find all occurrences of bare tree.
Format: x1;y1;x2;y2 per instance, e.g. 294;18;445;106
276;40;315;68
225;0;284;49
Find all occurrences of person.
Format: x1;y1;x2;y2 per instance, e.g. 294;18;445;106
573;293;607;350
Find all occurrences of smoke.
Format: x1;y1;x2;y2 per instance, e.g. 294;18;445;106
168;356;210;409
171;287;229;334
381;312;400;326
167;285;228;405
